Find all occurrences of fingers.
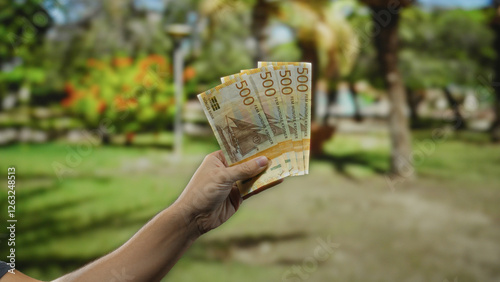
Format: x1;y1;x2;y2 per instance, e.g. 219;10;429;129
225;156;269;183
228;186;242;211
207;150;229;167
242;178;284;200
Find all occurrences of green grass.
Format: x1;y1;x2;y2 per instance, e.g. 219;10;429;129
0;136;218;279
1;131;500;281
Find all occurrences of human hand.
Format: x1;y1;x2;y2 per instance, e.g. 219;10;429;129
174;151;283;235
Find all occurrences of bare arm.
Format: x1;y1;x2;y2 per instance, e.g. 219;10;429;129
1;151;278;282
52;202;200;282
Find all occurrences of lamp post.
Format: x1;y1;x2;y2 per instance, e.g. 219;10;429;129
166;24;191;160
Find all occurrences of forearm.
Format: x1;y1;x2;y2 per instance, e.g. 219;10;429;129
54;203;200;282
5;151;265;282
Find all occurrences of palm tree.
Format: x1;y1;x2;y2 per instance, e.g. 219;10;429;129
200;0;359;124
360;0;413;177
250;0;277;61
277;1;360;123
199;0;359;157
200;0;357;73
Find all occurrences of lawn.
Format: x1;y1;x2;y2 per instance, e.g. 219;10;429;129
1;130;499;281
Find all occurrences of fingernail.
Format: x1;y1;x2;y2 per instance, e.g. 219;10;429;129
255;156;269;167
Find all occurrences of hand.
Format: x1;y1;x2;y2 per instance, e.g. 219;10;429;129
174;151;282;235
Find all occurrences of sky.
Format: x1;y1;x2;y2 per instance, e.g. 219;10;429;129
267;0;496;48
45;0;496;25
417;0;493;9
138;0;496;10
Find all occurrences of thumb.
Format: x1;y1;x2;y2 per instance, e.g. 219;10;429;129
226;156;269;182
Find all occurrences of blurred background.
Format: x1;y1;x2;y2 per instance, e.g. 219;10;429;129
1;0;500;281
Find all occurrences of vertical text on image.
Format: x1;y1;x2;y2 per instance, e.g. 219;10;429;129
7;167;17;274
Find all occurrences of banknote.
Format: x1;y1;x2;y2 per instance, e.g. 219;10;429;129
222;67;299;176
197;62;312;198
293;62;312;174
197;74;288;197
258;62;312;174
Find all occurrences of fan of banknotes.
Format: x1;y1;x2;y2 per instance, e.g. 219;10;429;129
197;62;312;198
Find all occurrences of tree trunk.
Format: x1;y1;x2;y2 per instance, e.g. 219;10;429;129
251;0;271;61
315;78;329;124
298;38;320;124
327;85;338;114
491;4;500;142
406;87;419;127
125;132;135;146
371;7;412;177
101;133;111;145
349;82;363;122
443;86;466;130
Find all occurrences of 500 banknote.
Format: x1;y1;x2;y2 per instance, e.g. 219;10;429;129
198;62;312;198
198;74;288;197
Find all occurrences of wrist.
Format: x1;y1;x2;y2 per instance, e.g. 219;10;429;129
169;201;202;239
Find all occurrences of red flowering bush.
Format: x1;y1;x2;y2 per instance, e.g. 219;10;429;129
62;55;195;143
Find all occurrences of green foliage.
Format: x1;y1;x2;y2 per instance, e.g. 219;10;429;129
61;55;191;134
0;0;52;97
268;41;301;62
344;2;383;87
0;64;46;96
400;7;495;89
2;132;500;281
193;6;253;89
345;4;496;91
0;64;45;82
36;0;174;97
0;0;52;63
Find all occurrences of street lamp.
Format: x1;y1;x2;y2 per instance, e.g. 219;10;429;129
166;24;191;160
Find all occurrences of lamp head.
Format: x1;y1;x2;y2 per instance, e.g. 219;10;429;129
166;24;191;39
